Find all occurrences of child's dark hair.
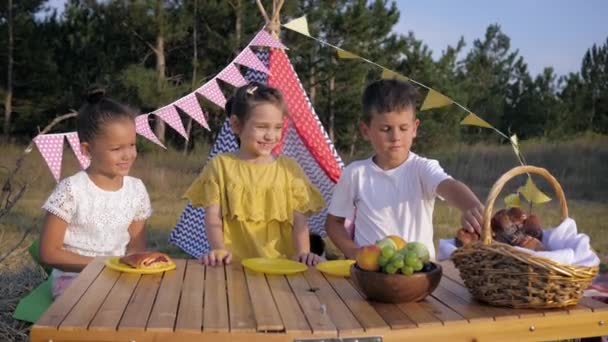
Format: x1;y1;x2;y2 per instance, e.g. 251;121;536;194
231;82;287;122
77;88;134;143
361;79;420;124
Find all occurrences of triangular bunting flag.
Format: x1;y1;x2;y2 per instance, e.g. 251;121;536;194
381;68;408;81
283;16;310;37
519;176;552;204
33;133;65;181
336;48;360;59
175;94;209;130
196;79;227;108
250;29;288;49
217;63;248;88
504;193;521;208
234;47;269;73
460;113;494;129
154;105;188;139
64;132;90;170
135;114;166;149
420;89;454;111
510;134;521;158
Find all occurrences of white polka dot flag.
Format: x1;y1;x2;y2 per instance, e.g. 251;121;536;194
234;47;269;74
154;105;188;139
217;63;248;88
250;29;287;50
135;114;166;149
175;94;209;130
33;133;66;182
64;132;90;170
196;79;226;108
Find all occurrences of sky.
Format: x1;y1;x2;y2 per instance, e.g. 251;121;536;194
395;0;608;76
43;0;607;77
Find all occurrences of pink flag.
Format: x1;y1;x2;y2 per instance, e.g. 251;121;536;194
64;132;90;170
33;133;65;182
234;47;269;74
135;114;166;149
175;94;209;130
155;105;188;139
217;63;248;88
197;79;226;108
250;30;287;49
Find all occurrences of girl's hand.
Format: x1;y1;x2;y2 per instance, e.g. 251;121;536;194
461;204;484;235
198;249;232;267
294;252;323;266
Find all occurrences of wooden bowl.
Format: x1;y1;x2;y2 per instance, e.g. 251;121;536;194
350;262;442;303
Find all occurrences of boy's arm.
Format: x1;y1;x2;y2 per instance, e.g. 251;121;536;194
326;214;360;260
39;212;93;272
126;220;147;254
436;179;484;234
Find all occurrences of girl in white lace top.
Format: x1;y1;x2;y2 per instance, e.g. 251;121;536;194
40;89;152;298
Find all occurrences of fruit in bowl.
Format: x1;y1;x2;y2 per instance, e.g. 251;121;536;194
351;239;442;303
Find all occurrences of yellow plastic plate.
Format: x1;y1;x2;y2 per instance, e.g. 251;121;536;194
242;258;307;275
105;256;176;274
315;260;356;277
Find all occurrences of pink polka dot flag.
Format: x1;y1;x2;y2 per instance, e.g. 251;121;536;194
217;63;248;88
154;105;188;139
33;133;66;182
175;94;209;130
196;79;226;108
64;132;90;170
250;29;287;50
135;114;166;149
234;47;269;74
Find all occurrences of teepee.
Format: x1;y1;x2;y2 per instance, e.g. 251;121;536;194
169;2;344;258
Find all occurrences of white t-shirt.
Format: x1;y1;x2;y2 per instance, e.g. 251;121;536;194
328;152;451;260
42;171;152;278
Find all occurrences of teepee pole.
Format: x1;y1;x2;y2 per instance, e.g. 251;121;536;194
256;0;283;40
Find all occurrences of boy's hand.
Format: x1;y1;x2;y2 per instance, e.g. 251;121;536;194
294;252;323;266
198;249;232;267
462;204;484;235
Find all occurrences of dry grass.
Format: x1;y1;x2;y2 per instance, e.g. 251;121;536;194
0;136;606;341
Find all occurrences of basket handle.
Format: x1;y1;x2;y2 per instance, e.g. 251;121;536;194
482;165;569;245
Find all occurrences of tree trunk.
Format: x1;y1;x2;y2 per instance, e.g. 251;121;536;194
154;0;166;142
235;0;242;52
328;74;336;142
349;123;358;158
4;0;14;142
183;0;198;154
308;62;316;106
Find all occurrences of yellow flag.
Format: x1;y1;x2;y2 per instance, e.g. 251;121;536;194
518;176;551;204
510;134;520;156
504;193;521;208
336;48;360;59
283;16;310;37
460;113;494;129
420;89;453;111
381;68;409;81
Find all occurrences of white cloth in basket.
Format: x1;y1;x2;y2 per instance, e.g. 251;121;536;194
438;218;600;267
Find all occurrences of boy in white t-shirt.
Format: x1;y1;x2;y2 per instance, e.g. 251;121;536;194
326;79;483;260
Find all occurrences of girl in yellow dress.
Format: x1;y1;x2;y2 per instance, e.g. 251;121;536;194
185;82;325;266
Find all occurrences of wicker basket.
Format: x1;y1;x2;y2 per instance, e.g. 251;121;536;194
451;165;598;309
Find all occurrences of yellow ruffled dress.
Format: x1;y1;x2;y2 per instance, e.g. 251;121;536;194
184;153;325;261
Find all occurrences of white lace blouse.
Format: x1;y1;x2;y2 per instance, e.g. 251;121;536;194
42;171;152;259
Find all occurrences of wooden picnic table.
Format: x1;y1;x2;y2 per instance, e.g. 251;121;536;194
31;257;608;342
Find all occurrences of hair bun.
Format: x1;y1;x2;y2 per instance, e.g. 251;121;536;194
86;87;106;104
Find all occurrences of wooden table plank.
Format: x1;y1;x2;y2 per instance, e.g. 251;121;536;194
59;267;121;330
285;273;338;335
266;275;311;334
34;257;107;329
226;264;256;333
89;272;140;331
302;268;363;335
397;302;443;327
175;260;205;333
203;264;229;332
325;275;389;332
118;273;162;331
371;302;417;329
147;259;187;332
579;297;608;312
244;268;284;332
431;284;493;322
